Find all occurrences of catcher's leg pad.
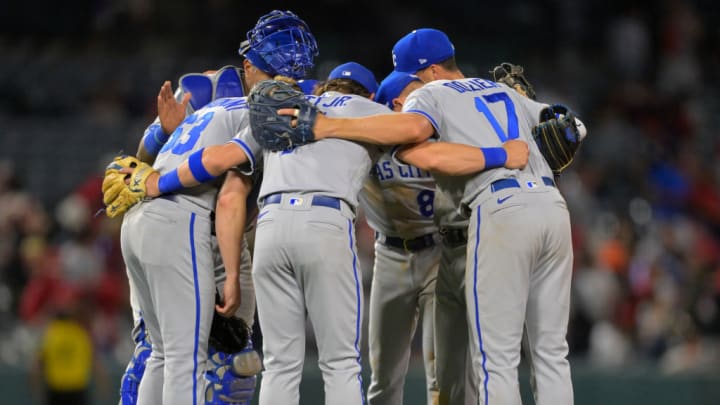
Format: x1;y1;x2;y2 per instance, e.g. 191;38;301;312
119;336;152;405
204;343;262;404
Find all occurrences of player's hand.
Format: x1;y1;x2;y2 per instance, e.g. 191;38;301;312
118;168;160;197
158;81;191;135
503;139;529;169
216;275;241;318
278;107;327;139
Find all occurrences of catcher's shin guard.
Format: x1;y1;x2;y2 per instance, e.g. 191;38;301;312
119;335;152;405
205;340;262;404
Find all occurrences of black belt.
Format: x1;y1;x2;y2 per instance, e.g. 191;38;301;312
490;176;555;193
439;227;467;247
263;193;342;210
376;232;436;252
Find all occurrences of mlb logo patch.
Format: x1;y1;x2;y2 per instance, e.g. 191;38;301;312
526;181;538;188
289;198;304;206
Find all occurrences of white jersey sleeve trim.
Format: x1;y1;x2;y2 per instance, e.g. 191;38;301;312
389;145;406;166
229;138;256;174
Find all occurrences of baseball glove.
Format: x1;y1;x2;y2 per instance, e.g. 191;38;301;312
102;155;157;218
208;310;251;354
490;62;536;100
532;104;583;174
248;79;318;152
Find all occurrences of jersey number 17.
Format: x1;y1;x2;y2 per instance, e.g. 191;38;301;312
474;92;518;142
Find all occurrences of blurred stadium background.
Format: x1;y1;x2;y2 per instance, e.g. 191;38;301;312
1;0;719;404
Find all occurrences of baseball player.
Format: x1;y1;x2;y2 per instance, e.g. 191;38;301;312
116;10;317;405
363;71;439;405
219;62;387;405
120;66;262;405
287;28;586;405
111;67;532;405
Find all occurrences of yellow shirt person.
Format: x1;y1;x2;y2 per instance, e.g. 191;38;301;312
40;316;93;392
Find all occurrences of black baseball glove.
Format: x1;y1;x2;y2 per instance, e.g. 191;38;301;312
532;104;583;174
248;79;318;152
208;310;251;354
490;62;536;100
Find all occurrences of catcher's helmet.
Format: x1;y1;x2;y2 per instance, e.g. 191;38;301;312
239;10;318;80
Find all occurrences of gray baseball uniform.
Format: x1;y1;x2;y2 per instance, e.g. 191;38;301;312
360;152;439;405
232;91;388;405
122;97;250;405
403;79;574;405
432;190;477;405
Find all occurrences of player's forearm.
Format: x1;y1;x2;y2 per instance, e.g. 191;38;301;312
136;144;156;165
136;123;170;164
147;143;247;197
397;139;529;176
315;113;432;145
398;142;490;176
215;179;250;280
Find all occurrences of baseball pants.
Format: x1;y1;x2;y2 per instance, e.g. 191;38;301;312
435;239;477;405
466;178;574;405
251;194;365;405
367;241;439;405
121;198;216;405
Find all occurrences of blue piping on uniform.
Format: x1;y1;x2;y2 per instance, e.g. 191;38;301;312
230;138;256;171
473;206;489;404
348;219;366;404
189;213;200;405
406;109;440;133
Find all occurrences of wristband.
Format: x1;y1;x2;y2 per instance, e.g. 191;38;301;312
143;124;170;156
188;148;216;183
480;147;507;169
158;169;183;194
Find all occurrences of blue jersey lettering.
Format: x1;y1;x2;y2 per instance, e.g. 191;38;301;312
373;160;432;182
442;79;499;94
206;98;247;111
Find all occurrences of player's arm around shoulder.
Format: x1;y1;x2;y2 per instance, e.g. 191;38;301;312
291;107;434;145
144;141;251;198
395;139;528;176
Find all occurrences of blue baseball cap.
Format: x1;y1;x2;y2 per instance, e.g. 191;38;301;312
328;62;379;94
375;71;421;108
297;79;318;95
392;28;455;73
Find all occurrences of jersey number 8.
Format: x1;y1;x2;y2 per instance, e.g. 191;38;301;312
417;189;435;218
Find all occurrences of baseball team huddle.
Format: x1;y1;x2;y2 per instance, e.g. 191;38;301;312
101;8;587;405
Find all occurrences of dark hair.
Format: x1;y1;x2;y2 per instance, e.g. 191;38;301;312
436;56;459;72
315;78;371;98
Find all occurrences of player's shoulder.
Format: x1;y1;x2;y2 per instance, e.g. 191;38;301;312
203;96;249;112
312;91;391;117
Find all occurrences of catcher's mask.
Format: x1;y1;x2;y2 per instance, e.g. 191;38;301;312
239;10;318;80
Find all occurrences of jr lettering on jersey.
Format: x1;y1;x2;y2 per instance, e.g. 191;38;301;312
442;78;499;93
306;95;352;108
373;160;432;181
